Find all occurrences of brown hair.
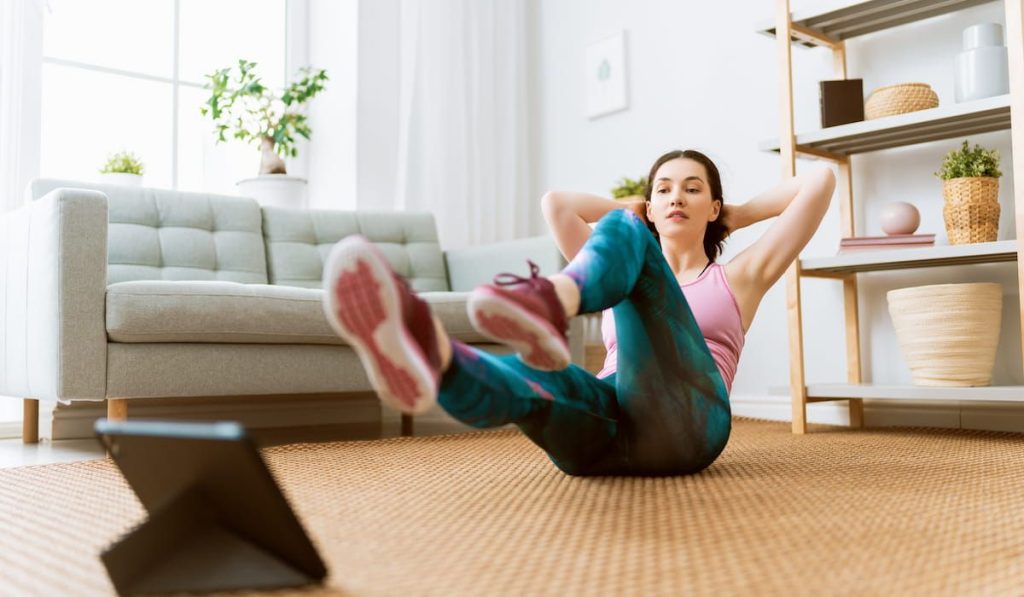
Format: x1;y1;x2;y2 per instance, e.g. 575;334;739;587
643;149;729;262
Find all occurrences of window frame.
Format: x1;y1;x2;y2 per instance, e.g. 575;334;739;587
38;0;305;189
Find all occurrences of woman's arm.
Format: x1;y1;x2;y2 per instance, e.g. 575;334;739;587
541;191;636;262
728;167;836;292
722;173;818;233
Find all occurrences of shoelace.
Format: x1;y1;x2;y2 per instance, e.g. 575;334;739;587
493;260;542;288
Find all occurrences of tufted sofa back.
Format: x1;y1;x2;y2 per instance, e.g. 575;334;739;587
29;180;449;291
261;207;449;291
30;180;269;285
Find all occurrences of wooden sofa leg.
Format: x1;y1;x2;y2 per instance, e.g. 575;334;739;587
107;399;128;422
23;399;39;444
401;414;413;437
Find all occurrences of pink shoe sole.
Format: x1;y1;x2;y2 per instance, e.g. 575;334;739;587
321;237;437;415
467;287;571;371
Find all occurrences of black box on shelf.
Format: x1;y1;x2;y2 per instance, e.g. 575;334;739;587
819;79;864;128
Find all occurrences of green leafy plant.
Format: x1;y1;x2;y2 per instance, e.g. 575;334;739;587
611;175;648;199
935;140;1002;180
200;59;328;174
99;150;145;175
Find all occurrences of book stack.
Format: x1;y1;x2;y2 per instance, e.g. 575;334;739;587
839;234;935;253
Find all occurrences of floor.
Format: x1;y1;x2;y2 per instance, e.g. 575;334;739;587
0;437;107;469
5;419;1022;594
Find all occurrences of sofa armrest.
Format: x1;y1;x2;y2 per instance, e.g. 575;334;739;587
444;235;584;365
0;188;108;401
444;235;566;292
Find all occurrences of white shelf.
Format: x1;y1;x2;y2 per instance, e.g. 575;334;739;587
758;0;998;47
759;94;1011;156
807;383;1024;402
801;240;1019;277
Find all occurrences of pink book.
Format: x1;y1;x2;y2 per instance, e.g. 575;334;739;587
841;234;935;246
838;242;935;253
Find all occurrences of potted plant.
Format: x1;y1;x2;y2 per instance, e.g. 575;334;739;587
935;140;1002;244
610;175;647;202
201;59;328;207
99;150;145;186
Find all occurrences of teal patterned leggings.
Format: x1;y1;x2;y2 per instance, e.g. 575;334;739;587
438;209;731;476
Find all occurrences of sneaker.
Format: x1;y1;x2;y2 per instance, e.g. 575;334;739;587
467;260;571;371
322;235;442;415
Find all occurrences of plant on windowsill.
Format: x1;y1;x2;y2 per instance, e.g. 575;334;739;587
200;60;327;207
201;59;328;175
935;140;1003;244
99;150;145;187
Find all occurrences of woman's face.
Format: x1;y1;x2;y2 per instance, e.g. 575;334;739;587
646;157;721;240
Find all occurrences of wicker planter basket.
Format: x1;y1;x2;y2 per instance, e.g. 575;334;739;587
864;83;939;120
942;177;1000;244
887;283;1002;387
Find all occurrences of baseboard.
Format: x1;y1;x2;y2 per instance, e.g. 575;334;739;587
50;393;382;440
0;421;21;440
730;393;1024;433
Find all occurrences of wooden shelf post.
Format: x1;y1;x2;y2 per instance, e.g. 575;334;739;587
777;0;808;434
1006;0;1024;378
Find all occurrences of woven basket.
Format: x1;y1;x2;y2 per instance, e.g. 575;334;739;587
864;83;939;120
887;283;1002;387
942;177;1000;244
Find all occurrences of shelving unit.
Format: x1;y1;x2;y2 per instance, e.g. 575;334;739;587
766;0;1024;433
759;94;1011;156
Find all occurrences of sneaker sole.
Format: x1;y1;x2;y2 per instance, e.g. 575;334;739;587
467;287;571;371
322;236;437;415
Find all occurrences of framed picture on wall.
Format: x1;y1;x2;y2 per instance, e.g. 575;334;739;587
586;31;629;119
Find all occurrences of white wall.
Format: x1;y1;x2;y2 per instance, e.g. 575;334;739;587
307;0;359;209
530;0;1021;426
307;0;402;211
355;0;400;211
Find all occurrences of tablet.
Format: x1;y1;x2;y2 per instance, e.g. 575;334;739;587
95;419;328;595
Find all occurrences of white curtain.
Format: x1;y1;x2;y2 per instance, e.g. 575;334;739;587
395;0;532;250
0;0;44;213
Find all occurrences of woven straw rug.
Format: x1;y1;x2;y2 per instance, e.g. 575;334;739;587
1;417;1022;596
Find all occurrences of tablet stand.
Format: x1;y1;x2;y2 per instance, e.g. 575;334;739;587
101;485;316;595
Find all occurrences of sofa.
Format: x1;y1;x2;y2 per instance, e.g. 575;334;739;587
0;179;583;443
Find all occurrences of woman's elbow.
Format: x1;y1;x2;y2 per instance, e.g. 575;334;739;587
540;191;562;216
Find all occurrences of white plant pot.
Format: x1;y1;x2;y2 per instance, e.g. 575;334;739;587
954;23;1009;103
99;173;143;187
236;175;308;209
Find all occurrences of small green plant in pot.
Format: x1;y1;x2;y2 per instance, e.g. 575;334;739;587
935;140;1002;244
610;175;647;202
99;150;145;186
201;59;328;175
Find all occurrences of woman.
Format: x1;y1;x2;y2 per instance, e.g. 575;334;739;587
321;149;835;476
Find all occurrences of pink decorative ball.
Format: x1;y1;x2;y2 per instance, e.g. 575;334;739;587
880;201;921;235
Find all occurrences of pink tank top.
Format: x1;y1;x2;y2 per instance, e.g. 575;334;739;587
596;262;745;393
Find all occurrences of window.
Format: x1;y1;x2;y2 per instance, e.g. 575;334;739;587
39;0;290;194
0;0;298;433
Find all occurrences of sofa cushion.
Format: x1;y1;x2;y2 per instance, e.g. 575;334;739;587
105;281;487;345
262;208;449;292
31;179;268;285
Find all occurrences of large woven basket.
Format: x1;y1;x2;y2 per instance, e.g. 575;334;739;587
887;283;1002;387
865;83;939;120
942;177;1000;244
